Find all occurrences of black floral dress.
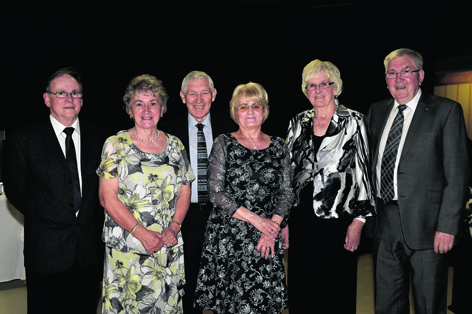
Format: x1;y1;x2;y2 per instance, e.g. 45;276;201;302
194;134;293;314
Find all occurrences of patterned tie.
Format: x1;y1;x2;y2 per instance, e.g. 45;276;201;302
380;105;407;204
196;123;209;205
64;127;81;212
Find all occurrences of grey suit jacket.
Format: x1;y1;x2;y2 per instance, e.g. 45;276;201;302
366;93;470;250
3;118;110;273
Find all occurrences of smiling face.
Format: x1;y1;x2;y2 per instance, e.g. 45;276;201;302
129;92;164;130
236;94;264;130
386;55;424;104
180;78;216;123
43;74;83;126
306;71;337;110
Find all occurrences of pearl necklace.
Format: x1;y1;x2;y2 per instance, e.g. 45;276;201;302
238;130;262;149
133;127;160;142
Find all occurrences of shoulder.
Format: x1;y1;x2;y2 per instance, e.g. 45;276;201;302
210;112;237;133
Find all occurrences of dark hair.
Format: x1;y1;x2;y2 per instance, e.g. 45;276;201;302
45;67;83;92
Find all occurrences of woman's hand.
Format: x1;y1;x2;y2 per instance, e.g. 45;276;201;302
257;234;275;259
344;219;364;252
134;226;165;254
252;215;281;239
281;225;289;249
160;223;180;248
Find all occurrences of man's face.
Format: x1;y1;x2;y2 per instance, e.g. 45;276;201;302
43;74;83;126
180;79;216;123
386;55;424;104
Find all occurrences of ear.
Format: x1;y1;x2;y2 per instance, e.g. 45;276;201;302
43;93;51;107
211;88;217;102
419;70;425;85
180;91;187;104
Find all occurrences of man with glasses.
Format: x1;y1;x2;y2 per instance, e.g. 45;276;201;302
4;67;110;313
159;71;236;314
366;48;470;314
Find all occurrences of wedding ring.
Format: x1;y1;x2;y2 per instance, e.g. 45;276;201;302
266;247;270;251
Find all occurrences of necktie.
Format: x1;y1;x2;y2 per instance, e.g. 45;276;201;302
196;123;209;205
64;127;81;212
380;105;407;204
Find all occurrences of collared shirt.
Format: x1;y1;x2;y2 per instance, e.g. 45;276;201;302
375;88;422;200
49;115;83;200
188;114;213;203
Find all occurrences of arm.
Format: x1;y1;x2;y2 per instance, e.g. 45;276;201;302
160;184;191;247
3;132;28;214
99;177;164;254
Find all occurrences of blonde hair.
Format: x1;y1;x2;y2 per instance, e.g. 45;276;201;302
229;82;269;124
301;59;343;97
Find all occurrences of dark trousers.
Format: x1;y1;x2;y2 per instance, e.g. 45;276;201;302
25;258;102;314
373;202;450;314
182;203;212;314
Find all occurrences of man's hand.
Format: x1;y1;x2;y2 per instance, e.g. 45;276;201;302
434;231;455;254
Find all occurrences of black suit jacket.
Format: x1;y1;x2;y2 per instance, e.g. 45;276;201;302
366;93;470;250
159;111;237;160
3;118;110;273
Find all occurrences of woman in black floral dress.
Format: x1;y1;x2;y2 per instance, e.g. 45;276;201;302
194;82;293;314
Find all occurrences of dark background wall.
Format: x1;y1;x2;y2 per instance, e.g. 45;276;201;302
2;1;469;139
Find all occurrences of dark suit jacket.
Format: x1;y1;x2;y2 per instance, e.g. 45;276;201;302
366;93;470;250
159;111;237;160
3;118;110;273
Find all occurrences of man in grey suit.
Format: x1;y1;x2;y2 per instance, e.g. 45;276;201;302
4;68;109;313
366;48;470;314
159;71;236;314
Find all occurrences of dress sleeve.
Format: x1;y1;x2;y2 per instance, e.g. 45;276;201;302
274;140;294;227
96;135;121;180
170;135;195;185
207;135;241;216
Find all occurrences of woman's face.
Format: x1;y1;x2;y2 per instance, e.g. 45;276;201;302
306;71;337;109
236;94;264;130
129;92;164;130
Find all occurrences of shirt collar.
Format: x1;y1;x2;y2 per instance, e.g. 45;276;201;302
188;113;211;129
394;88;422;112
50;115;81;137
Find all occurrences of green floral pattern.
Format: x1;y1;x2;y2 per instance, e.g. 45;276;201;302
97;130;195;313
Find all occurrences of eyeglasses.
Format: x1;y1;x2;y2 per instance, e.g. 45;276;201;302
305;82;334;91
47;91;83;99
385;70;420;79
237;103;263;112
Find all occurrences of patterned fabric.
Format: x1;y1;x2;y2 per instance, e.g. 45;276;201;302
196;123;209;205
194;134;293;314
96;130;195;314
286;104;375;218
380;105;407;204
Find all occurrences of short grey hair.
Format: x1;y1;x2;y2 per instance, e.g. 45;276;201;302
384;48;424;72
181;71;215;95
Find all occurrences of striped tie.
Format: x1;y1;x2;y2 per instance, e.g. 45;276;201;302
196;123;208;205
380;105;407;204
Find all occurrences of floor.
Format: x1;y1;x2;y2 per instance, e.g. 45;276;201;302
0;253;454;314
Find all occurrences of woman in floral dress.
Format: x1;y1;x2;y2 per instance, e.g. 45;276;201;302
194;82;293;314
97;75;194;314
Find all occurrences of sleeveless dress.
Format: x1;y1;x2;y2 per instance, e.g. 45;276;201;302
194;134;293;314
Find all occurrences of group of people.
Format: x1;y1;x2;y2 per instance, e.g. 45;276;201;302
3;47;470;314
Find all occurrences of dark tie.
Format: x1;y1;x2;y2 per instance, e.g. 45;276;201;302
196;123;209;206
380;105;407;204
64;127;81;212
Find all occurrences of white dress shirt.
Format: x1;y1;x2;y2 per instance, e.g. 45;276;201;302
188;114;214;204
375;89;422;200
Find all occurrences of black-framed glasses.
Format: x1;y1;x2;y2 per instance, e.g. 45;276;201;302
385;70;420;79
237;103;264;112
305;82;334;91
47;91;83;99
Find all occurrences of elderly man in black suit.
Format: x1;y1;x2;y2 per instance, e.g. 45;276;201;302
366;48;470;314
159;71;236;314
3;68;110;314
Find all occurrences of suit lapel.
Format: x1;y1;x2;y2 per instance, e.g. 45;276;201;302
400;94;432;158
372;100;395;166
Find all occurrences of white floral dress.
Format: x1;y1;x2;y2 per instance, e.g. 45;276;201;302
97;130;195;314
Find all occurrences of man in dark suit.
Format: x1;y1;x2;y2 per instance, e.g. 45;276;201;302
366;48;470;314
3;68;109;314
159;71;236;314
